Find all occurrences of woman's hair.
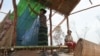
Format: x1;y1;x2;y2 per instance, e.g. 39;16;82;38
40;8;47;14
67;30;72;34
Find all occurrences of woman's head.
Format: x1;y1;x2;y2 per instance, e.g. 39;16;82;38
40;8;47;14
67;30;72;35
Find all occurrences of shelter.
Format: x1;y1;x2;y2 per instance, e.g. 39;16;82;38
0;0;80;46
33;0;80;15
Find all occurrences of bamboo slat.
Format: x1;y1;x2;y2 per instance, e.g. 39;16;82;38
0;46;68;50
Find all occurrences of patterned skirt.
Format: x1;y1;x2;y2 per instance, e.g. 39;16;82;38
38;26;48;46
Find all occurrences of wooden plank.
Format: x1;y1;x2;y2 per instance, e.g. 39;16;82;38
0;46;68;50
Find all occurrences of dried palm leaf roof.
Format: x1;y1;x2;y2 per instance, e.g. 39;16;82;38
38;0;80;15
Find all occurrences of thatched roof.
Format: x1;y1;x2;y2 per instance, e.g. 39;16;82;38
38;0;80;15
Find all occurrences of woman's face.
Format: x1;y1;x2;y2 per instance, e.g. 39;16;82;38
39;11;44;15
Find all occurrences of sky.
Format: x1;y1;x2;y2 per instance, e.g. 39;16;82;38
0;0;100;45
68;0;100;44
46;0;100;45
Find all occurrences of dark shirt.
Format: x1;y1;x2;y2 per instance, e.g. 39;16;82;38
39;14;47;27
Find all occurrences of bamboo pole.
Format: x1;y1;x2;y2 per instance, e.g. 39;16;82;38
70;4;100;15
49;8;53;54
12;0;17;46
0;0;3;10
0;46;68;50
66;16;69;31
47;11;57;21
89;0;92;4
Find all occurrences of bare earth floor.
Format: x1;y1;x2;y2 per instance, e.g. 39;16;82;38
0;50;73;56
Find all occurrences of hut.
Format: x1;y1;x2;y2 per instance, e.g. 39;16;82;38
0;0;80;56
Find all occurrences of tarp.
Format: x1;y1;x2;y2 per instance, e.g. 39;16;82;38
16;0;46;46
0;0;48;46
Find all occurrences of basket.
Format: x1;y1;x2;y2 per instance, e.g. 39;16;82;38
74;38;100;56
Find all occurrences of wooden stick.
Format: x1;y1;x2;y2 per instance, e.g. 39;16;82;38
0;0;3;10
89;0;93;4
12;0;17;46
0;46;68;50
49;8;53;54
66;16;69;31
70;4;100;15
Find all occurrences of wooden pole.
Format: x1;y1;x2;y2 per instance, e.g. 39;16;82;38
12;0;17;46
47;11;57;21
65;15;69;31
0;46;68;50
49;8;53;54
0;0;3;10
89;0;92;4
70;4;100;15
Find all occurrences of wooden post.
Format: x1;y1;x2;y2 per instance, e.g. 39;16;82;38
12;0;17;46
89;0;92;4
66;15;69;31
0;0;3;10
49;8;53;54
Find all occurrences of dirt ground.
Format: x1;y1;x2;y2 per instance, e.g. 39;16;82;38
10;50;73;56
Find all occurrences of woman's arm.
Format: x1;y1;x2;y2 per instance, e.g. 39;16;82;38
28;4;39;15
